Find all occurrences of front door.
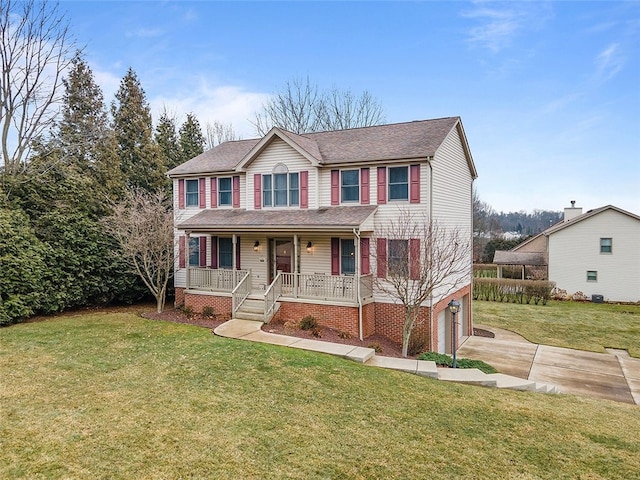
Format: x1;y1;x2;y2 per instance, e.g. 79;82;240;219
268;238;293;282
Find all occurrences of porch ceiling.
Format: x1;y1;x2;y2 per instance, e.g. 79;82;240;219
178;205;378;233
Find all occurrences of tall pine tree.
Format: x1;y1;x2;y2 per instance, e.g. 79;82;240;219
111;68;165;193
155;109;181;171
179;113;205;162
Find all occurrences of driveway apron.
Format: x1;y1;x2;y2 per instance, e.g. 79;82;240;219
457;325;637;405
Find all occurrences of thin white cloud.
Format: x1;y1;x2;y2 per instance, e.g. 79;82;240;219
126;28;164;39
594;43;623;82
151;81;270;139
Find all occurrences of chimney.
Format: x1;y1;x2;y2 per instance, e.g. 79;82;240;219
564;200;582;222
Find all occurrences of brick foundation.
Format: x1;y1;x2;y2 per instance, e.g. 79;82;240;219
374;302;431;348
178;289;233;321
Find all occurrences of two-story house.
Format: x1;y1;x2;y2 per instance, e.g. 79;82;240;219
168;117;477;353
509;203;640;302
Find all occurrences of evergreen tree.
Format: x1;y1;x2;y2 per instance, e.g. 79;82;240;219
179;113;205;162
111;68;165;193
155;109;182;171
59;52;123;205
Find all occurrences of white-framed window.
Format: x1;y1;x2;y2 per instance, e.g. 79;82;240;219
388;239;408;276
218;237;233;269
218;177;232;206
262;164;299;207
341;170;359;202
341;238;355;275
189;237;200;266
388;166;408;201
600;238;612;254
587;270;598;282
186;179;199;207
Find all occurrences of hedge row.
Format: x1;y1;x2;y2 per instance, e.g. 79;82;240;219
473;278;555;305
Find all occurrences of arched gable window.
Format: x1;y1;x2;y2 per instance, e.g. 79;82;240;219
262;163;299;207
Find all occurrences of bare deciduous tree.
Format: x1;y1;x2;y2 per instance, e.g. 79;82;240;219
253;76;385;135
103;188;174;313
373;210;471;357
205;120;238;150
0;0;76;176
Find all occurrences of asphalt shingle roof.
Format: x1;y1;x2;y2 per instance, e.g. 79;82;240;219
493;251;547;266
167;117;461;176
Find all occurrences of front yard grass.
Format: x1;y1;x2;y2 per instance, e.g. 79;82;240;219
1;312;639;479
473;300;640;357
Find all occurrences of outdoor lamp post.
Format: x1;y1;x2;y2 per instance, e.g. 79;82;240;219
448;299;461;368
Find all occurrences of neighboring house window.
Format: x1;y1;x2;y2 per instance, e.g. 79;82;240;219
388;239;408;276
600;238;612;254
388;166;408;201
587;270;598;282
341;239;355;275
262;165;299;207
218;177;232;206
189;237;200;266
218;237;233;269
341;170;359;202
186;179;199;206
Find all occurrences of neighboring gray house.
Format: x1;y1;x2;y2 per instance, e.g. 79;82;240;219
507;202;640;302
168;117;478;352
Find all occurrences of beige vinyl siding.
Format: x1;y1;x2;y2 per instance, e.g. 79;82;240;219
513;235;547;253
548;209;640;302
245;139;318;210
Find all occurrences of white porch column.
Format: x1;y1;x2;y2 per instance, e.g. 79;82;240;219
293;234;299;297
232;233;237;285
185;231;191;290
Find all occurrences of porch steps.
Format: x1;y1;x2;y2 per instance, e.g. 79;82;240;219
234;298;280;323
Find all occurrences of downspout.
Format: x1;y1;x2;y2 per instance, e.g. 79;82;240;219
353;227;363;341
427;158;435;351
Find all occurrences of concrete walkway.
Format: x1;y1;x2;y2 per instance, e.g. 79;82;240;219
214;320;556;394
458;325;640;405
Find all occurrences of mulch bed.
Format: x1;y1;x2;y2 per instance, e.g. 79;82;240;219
473;327;495;338
142;307;411;358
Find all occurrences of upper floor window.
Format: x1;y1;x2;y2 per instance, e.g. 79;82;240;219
388;166;408;201
600;238;612;254
263;164;299;207
341;170;359;202
186;179;199;206
218;177;232;206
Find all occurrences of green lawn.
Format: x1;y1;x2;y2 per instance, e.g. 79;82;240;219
1;312;639;479
473;300;640;357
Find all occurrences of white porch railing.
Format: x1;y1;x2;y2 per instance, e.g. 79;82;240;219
264;272;282;322
280;273;372;302
232;271;252;315
188;268;249;292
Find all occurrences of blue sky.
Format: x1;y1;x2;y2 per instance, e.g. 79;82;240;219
61;0;640;214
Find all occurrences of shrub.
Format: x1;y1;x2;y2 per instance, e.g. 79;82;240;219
202;306;215;318
418;352;452;367
473;278;555;305
338;331;352;339
283;320;298;330
181;306;195;319
367;343;383;354
407;332;427;356
417;352;497;374
572;291;589;302
311;326;322;337
473;264;497;278
299;315;318;330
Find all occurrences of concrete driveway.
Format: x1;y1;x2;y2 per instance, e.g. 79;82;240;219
457;325;640;405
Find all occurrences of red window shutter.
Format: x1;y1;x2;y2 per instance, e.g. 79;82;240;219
210;178;217;208
360;237;370;274
410;165;420;204
253;174;261;209
300;170;309;209
409;238;420;280
232;176;240;208
360;168;370;205
199;237;207;267
377;167;386;204
210;236;218;269
331;170;339;205
236;236;241;269
179;236;186;268
178;179;185;209
199;178;206;208
376;238;387;278
331;237;340;275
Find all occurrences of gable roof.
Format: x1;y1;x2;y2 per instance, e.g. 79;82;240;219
167;117;476;177
512;205;640;252
177;206;378;233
